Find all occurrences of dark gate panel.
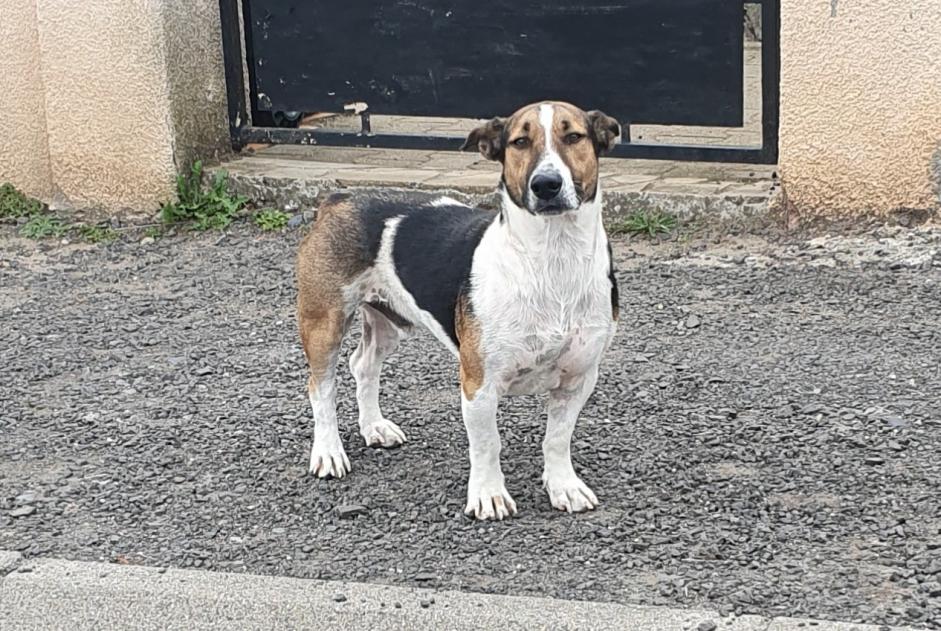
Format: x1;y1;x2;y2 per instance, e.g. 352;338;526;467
245;0;744;127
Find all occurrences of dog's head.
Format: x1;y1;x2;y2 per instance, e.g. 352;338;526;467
462;102;620;215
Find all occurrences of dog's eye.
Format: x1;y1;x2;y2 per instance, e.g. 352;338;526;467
564;132;584;145
511;137;531;149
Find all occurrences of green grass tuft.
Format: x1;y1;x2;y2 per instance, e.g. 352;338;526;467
254;208;290;231
0;183;44;219
19;215;66;239
610;210;678;237
160;161;247;231
76;224;119;243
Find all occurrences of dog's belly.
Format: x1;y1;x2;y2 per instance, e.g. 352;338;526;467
500;324;612;396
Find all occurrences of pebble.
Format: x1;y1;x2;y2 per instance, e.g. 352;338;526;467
333;594;347;603
14;491;38;505
336;505;368;519
10;506;36;518
697;622;717;631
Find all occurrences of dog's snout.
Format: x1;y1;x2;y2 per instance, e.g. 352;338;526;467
530;173;563;201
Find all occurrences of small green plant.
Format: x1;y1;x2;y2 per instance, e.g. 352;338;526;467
76;223;119;243
160;161;247;231
143;226;164;240
611;210;677;237
19;215;66;239
0;183;44;219
254;208;290;231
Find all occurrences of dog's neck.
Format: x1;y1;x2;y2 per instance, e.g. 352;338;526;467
497;184;606;260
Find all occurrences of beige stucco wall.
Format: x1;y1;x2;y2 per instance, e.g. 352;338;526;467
0;0;53;200
779;0;941;216
0;0;228;214
34;0;178;212
160;0;230;173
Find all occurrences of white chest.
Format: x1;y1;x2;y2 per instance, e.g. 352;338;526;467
470;219;615;396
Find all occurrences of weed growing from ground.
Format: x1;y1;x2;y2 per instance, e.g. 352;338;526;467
160;161;247;231
0;183;44;220
254;209;290;231
76;224;119;243
610;210;678;237
19;215;66;239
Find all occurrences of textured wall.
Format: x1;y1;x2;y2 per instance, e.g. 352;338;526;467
0;0;53;199
34;0;178;212
1;0;229;214
779;1;941;216
160;0;231;172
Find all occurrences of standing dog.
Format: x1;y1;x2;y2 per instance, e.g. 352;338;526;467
296;101;620;520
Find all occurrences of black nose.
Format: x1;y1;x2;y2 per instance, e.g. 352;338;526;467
530;174;563;201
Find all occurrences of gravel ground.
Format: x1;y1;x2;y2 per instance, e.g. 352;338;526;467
2;221;940;628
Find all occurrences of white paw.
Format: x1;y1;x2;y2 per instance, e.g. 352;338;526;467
360;418;406;448
543;473;598;513
464;481;518;521
309;440;351;479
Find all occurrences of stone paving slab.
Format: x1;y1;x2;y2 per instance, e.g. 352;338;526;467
220;148;778;221
0;556;927;631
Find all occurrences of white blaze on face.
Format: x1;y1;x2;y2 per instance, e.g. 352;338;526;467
526;103;578;209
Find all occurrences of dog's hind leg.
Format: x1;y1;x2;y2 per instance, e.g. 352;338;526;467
300;306;352;478
349;304;407;447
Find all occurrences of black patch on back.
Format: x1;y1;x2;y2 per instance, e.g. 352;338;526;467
607;241;619;318
352;192;496;346
393;205;495;346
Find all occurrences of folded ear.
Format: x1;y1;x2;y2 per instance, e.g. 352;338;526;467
460;117;507;161
587;110;621;154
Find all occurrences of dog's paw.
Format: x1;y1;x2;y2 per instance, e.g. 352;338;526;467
464;482;518;521
309;440;351;479
544;474;598;513
360;418;406;448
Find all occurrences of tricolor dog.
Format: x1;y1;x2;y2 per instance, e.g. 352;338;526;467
296;101;621;520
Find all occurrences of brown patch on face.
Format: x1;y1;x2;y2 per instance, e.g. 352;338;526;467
455;294;485;400
549;102;601;201
500;105;546;208
296;194;364;389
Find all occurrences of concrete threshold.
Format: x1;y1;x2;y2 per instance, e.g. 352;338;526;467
216;145;779;222
0;552;927;631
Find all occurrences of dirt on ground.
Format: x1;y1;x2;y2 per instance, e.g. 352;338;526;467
1;220;940;628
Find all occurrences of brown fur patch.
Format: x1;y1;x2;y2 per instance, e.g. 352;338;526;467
502;104;545;207
455;294;485;400
296;194;365;389
550;102;600;201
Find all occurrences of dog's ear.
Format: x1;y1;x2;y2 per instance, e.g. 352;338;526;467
461;117;507;161
587;110;621;154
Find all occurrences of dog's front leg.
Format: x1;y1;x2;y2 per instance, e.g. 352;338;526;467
461;387;517;520
542;365;600;512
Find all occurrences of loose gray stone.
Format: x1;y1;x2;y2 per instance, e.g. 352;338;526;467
10;506;36;518
335;505;367;519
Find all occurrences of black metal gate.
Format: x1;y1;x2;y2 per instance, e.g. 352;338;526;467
220;0;779;163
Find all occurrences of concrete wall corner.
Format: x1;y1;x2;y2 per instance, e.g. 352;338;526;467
0;0;231;215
